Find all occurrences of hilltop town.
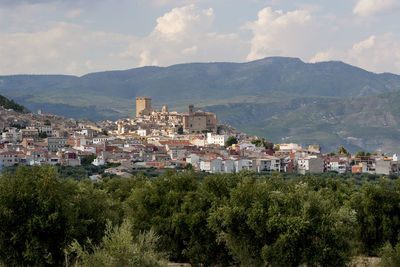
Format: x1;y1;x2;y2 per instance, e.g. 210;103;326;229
1;97;399;177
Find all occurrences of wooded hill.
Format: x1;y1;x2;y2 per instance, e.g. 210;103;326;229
1;57;400;153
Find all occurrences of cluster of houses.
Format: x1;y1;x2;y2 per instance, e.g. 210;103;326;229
1;123;399;176
1;102;399;176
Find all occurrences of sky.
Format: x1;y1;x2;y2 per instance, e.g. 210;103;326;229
0;0;399;75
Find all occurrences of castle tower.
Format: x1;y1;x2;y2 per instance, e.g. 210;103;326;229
162;105;168;113
188;104;194;115
136;97;152;117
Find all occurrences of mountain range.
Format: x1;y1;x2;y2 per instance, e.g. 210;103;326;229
1;57;400;154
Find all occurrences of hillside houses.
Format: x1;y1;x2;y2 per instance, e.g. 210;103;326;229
1;104;399;176
2;121;399;176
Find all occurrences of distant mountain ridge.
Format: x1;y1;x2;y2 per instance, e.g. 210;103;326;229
1;57;400;153
1;57;400;101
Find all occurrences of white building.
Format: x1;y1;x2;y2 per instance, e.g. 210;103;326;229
210;158;223;173
298;156;324;174
137;129;147;137
46;155;60;165
75;128;97;137
37;125;53;137
186;153;201;165
279;143;303;152
200;159;211;172
0;151;24;168
240;159;253;171
191;138;206;147
47;137;67;152
207;133;228;147
327;158;349;174
252;156;281;173
92;136;115;144
222;159;235;173
200;158;223;173
93;156;105;166
1;128;21;142
233;158;243;172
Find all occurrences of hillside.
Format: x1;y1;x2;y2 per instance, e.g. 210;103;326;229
1;57;400;153
204;92;400;154
0;94;27;113
1;57;400;120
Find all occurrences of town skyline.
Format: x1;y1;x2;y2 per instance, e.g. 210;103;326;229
1;94;398;176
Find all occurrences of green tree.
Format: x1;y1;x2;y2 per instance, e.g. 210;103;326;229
379;242;400;267
124;172;199;262
39;132;48;138
81;154;97;165
350;180;400;255
0;94;25;112
209;176;356;266
263;141;274;150
184;163;194;171
67;220;167;267
251;138;274;150
0;165;115;266
355;151;366;157
251;138;263;147
225;136;238;147
338;146;349;155
173;174;235;266
0;165;73;266
177;126;184;135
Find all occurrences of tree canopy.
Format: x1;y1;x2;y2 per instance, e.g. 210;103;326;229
1;165;400;266
225;136;238;147
251;138;274;150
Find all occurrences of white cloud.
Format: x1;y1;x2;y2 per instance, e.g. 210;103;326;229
182;46;198;55
139;50;159;66
118;4;248;67
310;34;400;74
65;8;83;19
309;49;339;63
0;22;134;75
351;35;376;52
154;4;214;41
0;4;248;75
347;33;400;73
245;7;311;61
0;2;57;31
353;0;400;16
3;2;399;76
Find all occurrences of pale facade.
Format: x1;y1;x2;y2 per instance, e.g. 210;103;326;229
136;97;152;117
207;133;228;146
298;156;324;174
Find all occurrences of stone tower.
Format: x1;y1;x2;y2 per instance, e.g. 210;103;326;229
188;104;194;115
136;97;152;117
